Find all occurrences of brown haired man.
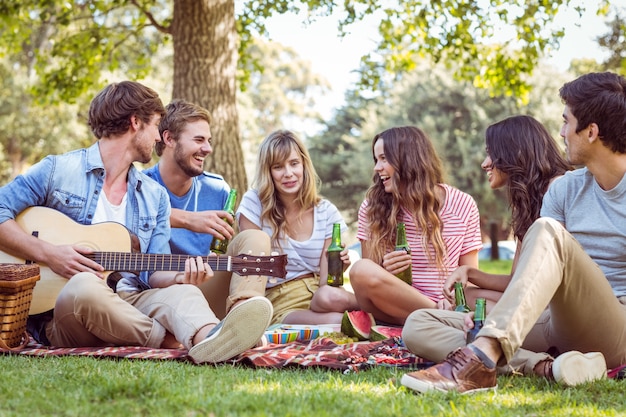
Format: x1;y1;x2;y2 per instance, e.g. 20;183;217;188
144;99;274;326
0;82;272;363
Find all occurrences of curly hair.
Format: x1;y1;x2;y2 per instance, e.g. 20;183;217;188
364;126;447;274
252;130;321;247
485;115;572;241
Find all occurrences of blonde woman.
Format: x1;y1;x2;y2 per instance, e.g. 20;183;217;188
349;126;482;325
237;130;359;324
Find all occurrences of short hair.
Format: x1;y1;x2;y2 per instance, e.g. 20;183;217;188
559;72;626;153
88;81;165;139
155;99;212;156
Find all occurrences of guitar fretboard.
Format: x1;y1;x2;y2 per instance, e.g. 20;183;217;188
86;253;232;272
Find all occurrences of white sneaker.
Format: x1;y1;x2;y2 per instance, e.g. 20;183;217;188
188;296;273;364
552;351;607;386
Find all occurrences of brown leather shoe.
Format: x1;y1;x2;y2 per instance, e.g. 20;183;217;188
400;346;497;394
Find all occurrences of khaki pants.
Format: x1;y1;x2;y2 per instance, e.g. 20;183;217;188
47;229;270;349
403;217;626;372
197;229;270;319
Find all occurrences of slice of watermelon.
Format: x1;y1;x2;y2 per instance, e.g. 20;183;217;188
341;310;376;341
369;325;403;341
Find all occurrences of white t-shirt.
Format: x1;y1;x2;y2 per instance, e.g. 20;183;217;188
92;192;127;225
236;189;347;288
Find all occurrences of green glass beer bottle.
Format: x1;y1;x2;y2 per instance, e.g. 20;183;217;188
326;223;343;287
394;222;413;285
466;297;486;344
210;189;237;254
453;282;471;313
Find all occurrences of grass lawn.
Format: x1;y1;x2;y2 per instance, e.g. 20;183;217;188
2;261;624;417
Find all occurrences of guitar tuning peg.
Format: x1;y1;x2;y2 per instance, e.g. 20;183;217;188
270;251;279;256
269;277;277;284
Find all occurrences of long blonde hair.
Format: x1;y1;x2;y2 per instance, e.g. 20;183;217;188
365;126;447;273
252;130;321;246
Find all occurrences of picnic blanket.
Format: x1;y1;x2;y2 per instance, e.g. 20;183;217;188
3;335;624;377
0;335;429;372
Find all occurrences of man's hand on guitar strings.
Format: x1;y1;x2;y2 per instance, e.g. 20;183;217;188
174;256;214;286
54;245;105;280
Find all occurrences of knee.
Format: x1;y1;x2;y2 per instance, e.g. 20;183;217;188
402;309;432;350
314;286;352;311
231;229;271;254
57;272;109;308
526;217;563;238
349;259;378;287
63;272;106;296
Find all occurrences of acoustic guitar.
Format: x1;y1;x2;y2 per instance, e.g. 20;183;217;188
0;207;287;315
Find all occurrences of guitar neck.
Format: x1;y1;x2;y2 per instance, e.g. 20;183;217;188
86;252;232;272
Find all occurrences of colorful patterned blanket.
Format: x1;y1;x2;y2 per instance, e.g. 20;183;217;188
3;335;624;378
0;335;430;372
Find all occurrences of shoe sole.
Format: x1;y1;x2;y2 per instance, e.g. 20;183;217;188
400;373;496;394
188;296;273;364
552;351;607;386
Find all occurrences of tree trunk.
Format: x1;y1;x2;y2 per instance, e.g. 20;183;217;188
170;0;247;194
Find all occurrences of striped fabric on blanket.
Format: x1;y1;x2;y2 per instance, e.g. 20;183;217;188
233;337;432;372
0;335;429;371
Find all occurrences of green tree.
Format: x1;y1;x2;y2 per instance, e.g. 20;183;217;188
0;59;90;184
0;0;609;192
597;8;626;73
237;38;329;182
311;61;570;239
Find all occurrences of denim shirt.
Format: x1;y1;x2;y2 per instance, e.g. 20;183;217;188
0;142;172;289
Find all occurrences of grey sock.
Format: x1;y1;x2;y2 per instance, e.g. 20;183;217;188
468;344;496;369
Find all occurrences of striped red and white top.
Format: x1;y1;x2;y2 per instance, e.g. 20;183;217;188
356;184;483;302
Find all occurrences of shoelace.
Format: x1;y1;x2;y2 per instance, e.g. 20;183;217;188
444;348;472;370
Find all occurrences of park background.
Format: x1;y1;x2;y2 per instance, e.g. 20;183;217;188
1;0;624;247
2;3;626;416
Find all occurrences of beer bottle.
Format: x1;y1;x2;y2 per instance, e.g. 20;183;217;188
466;297;486;344
326;223;343;287
394;222;413;285
210;189;237;254
453;282;471;313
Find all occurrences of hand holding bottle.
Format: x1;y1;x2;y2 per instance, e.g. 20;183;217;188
381;249;412;275
210;189;237;254
443;265;472;304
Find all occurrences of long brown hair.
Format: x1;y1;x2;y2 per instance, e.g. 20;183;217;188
485;115;572;240
365;126;447;273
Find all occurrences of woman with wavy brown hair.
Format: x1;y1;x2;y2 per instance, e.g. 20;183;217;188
349;126;483;325
441;115;573;311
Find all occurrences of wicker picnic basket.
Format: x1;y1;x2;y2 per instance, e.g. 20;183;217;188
0;264;40;350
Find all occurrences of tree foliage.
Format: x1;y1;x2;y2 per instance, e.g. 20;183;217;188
310;61;570;238
0;0;614;193
0;59;91;185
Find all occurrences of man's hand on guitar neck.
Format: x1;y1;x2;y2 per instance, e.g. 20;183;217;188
149;256;214;288
45;244;105;280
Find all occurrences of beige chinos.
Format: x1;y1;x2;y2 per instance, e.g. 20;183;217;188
403;217;626;371
48;229;271;349
197;229;270;319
